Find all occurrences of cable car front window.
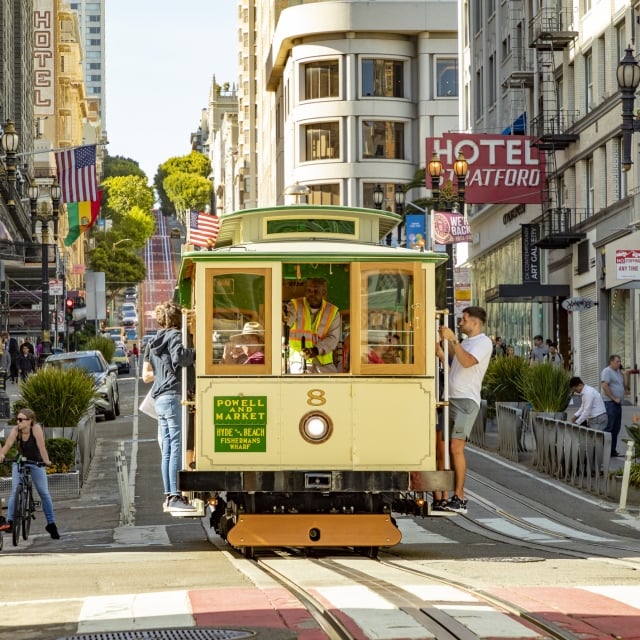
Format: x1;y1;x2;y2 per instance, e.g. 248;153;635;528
362;270;414;366
209;271;269;370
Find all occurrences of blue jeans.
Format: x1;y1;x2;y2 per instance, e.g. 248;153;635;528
156;393;182;495
604;401;622;454
7;462;56;524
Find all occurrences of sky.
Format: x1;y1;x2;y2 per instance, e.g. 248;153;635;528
104;1;238;182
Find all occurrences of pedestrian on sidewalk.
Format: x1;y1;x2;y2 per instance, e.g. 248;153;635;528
142;301;196;513
569;377;608;429
16;343;37;381
0;408;60;538
435;306;493;514
601;354;625;456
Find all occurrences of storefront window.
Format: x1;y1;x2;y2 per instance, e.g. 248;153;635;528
471;237;544;355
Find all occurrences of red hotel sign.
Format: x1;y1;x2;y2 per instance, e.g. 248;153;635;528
426;134;545;205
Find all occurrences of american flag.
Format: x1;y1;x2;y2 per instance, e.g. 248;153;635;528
189;210;220;248
55;145;98;203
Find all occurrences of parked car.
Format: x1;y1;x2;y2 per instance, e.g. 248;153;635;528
111;346;130;375
121;302;137;316
124;328;137;342
44;350;120;421
122;310;139;327
170;227;181;239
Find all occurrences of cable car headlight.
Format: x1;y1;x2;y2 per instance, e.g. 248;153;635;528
299;411;333;443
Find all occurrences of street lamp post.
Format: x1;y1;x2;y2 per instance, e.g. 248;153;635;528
394;184;406;244
616;46;640;171
1;120;19;217
372;184;384;210
427;151;469;323
29;183;53;360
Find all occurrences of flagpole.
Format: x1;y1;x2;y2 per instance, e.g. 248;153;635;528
14;141;108;158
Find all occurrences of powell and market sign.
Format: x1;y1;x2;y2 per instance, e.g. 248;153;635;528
214;396;267;452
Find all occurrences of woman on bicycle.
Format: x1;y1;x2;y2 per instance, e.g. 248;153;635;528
0;408;59;538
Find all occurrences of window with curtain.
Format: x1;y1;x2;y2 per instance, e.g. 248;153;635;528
304;122;340;161
303;60;339;100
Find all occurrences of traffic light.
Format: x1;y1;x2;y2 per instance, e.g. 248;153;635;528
65;297;75;322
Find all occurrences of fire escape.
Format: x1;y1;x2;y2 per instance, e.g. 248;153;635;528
528;4;586;249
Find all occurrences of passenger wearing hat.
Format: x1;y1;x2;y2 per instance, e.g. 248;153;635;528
233;322;265;365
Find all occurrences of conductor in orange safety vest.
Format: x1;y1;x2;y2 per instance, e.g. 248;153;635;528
285;277;341;373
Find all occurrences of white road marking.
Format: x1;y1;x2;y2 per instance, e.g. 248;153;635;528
78;589;194;632
395;517;457;544
111;525;171;546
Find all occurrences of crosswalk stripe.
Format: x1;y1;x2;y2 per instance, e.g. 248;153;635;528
78;590;194;632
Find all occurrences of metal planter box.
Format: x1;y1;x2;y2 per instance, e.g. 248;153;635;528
0;470;80;501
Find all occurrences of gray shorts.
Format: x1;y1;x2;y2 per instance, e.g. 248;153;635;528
587;413;608;430
449;397;480;440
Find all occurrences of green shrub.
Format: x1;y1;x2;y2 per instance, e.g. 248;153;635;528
0;440;17;477
86;336;116;363
46;437;77;473
516;362;571;412
19;367;97;437
482;356;529;405
626;425;640;462
614;463;640;488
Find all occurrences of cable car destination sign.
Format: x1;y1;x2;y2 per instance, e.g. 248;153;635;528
426;134;546;205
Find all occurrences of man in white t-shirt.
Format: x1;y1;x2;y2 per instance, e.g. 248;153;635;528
435;306;493;514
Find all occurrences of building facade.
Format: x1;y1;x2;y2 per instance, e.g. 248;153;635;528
234;0;459;214
463;0;639;401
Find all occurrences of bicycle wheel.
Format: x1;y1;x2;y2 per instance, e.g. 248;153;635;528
22;485;33;540
12;483;23;547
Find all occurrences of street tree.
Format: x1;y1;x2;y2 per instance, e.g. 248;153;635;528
163;172;212;216
102;175;154;217
103;155;146;180
89;242;146;308
155;151;212;218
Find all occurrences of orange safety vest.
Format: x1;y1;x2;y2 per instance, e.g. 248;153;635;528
288;298;339;366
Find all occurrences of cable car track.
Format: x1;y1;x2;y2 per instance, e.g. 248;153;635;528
247;549;592;640
455;471;640;563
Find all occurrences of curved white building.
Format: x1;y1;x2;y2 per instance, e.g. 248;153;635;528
239;0;458;211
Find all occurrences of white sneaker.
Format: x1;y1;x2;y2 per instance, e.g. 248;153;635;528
167;496;197;512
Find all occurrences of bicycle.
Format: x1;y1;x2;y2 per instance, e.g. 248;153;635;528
10;456;43;547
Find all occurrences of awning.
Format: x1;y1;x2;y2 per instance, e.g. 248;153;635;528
485;284;570;303
501;112;527;136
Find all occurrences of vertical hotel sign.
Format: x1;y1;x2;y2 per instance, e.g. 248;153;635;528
521;224;540;284
34;0;55;116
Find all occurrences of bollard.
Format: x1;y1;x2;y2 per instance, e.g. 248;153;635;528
115;442;133;526
0;368;10;419
616;439;636;513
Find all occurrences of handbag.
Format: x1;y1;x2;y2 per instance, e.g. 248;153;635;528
139;389;157;419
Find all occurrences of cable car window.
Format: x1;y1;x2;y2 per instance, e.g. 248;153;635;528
206;269;271;373
359;267;420;373
363;272;413;364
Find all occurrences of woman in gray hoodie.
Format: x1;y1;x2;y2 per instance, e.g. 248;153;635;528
142;301;195;512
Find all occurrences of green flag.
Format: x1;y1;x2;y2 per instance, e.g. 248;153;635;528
64;201;81;246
